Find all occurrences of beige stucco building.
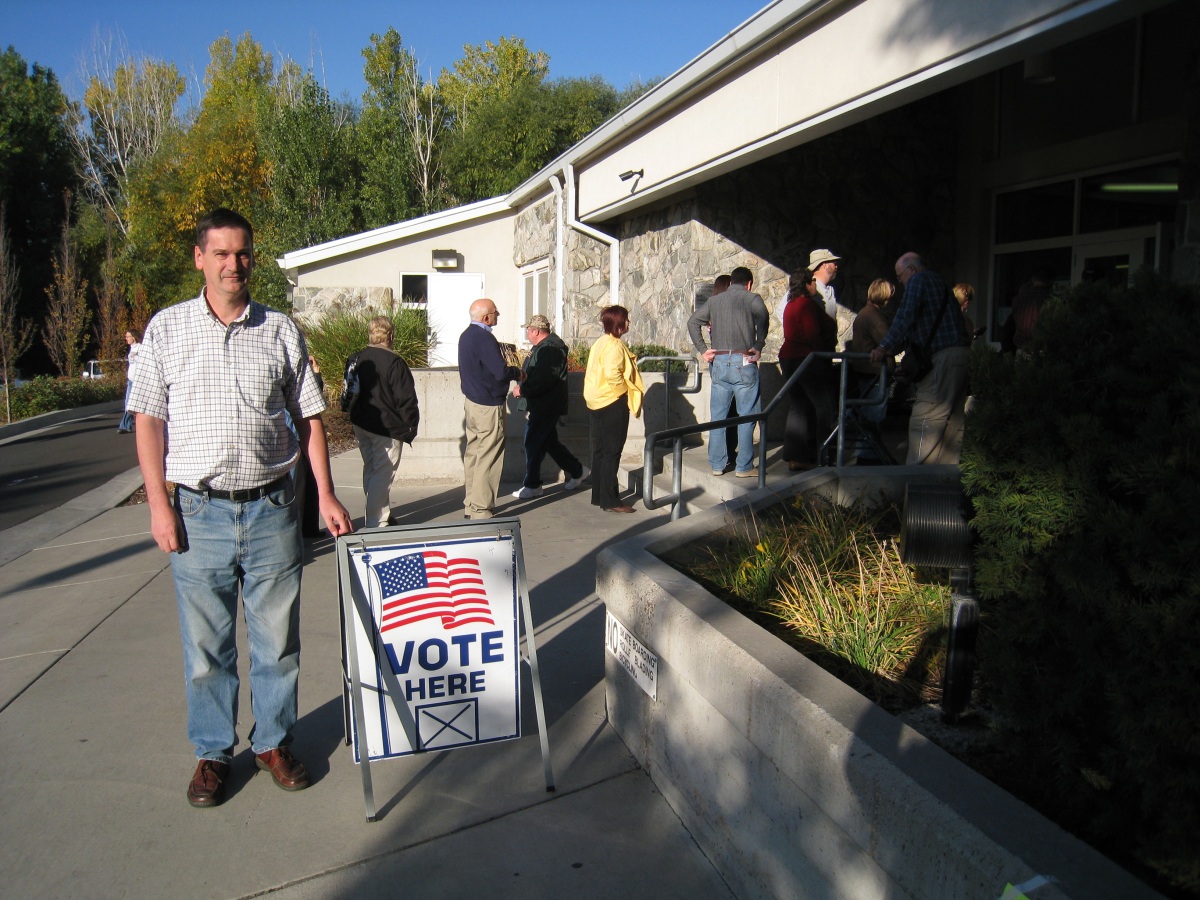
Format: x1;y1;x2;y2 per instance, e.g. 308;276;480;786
278;0;1198;359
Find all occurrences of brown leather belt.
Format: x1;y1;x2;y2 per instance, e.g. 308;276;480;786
178;476;289;503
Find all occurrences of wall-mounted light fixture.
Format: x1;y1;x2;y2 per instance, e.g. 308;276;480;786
1022;52;1056;84
432;249;458;269
619;169;644;182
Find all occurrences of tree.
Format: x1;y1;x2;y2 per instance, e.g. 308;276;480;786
0;47;78;373
122;33;275;313
43;195;91;377
0;203;35;422
437;36;549;130
441;75;620;203
71;31;186;238
359;29;422;228
257;73;360;309
92;234;126;365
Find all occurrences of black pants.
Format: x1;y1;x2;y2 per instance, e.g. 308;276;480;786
589;397;629;509
781;356;834;464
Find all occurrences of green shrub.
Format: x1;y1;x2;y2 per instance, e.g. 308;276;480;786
629;343;690;374
7;375;125;421
301;306;432;402
962;271;1200;880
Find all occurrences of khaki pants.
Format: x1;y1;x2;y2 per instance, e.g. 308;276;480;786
463;399;506;518
907;345;969;465
353;425;403;527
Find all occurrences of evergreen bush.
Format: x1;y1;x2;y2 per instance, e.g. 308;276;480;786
7;375;124;421
961;271;1200;880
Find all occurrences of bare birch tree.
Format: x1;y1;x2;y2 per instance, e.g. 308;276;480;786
0;205;35;422
70;30;185;236
43;196;91;377
403;62;445;215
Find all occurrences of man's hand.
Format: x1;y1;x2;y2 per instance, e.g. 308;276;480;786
746;349;760;364
512;383;521;398
870;347;886;366
149;498;185;553
702;348;717;363
320;494;354;538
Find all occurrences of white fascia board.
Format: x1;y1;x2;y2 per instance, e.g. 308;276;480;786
276;196;510;270
503;0;826;207
574;0;1147;223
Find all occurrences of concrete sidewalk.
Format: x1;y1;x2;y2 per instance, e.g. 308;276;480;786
0;448;745;899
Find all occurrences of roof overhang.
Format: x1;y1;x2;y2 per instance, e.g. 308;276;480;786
276;196;510;272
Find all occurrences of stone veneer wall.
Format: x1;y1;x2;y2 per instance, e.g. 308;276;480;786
558;90;960;360
292;286;395;330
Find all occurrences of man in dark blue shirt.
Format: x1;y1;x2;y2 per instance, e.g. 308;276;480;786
458;298;523;518
871;252;970;464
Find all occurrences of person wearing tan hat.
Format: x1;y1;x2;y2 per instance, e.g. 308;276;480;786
511;314;588;500
805;248;854;351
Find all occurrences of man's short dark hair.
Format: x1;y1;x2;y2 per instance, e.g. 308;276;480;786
196;208;254;249
713;274;732;291
730;266;753;286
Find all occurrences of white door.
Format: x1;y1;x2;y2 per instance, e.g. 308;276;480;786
426;273;484;367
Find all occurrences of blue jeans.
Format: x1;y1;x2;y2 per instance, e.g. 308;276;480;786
708;355;761;473
118;380;135;432
170;480;302;761
523;410;582;489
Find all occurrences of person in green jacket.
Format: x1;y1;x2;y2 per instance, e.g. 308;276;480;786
511;314;589;499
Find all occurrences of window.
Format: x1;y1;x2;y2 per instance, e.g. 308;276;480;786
521;265;549;338
400;274;428;306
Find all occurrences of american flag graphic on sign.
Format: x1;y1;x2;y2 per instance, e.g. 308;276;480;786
371;550;493;633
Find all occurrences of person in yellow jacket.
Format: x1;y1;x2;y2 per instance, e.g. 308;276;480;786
583;305;645;513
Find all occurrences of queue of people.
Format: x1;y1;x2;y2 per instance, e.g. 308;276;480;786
338;246;991;530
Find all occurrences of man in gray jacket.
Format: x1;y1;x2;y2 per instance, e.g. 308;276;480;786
687;266;770;476
511;314;588;499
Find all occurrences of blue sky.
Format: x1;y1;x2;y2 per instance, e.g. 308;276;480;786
2;0;769;102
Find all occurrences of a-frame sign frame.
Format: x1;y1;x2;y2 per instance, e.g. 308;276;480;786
336;517;554;822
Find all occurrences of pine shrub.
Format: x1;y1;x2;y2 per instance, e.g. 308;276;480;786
961;271;1200;879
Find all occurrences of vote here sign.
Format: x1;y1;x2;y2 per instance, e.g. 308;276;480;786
345;535;520;762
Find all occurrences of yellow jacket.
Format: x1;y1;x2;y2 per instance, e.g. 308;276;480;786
583;334;645;417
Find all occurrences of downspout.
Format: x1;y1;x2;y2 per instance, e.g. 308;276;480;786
564;163;620;312
548;174;566;335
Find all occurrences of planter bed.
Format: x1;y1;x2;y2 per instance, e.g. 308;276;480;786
596;467;1159;900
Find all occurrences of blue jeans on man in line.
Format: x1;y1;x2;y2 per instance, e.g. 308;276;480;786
169;479;302;762
522;410;583;489
708;354;761;473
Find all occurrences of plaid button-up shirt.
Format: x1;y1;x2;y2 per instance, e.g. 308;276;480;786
879;269;968;356
128;292;325;492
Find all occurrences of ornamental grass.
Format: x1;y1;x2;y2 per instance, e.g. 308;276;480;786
676;496;949;708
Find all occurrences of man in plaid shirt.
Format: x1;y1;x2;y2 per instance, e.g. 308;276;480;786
130;208;353;808
871;252;971;464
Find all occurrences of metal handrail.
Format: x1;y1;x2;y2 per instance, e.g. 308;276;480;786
641;352;888;520
635;354;701;433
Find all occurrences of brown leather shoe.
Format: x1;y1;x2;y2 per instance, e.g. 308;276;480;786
255;747;310;792
187;759;231;808
604;505;636;513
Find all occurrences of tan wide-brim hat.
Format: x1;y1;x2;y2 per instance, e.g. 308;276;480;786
807;248;841;268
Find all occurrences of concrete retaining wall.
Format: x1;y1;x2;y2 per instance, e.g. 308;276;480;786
597;470;1159;900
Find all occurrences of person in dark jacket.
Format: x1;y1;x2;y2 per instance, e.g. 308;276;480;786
511;315;588;499
347;315;419;527
458;298;523;519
